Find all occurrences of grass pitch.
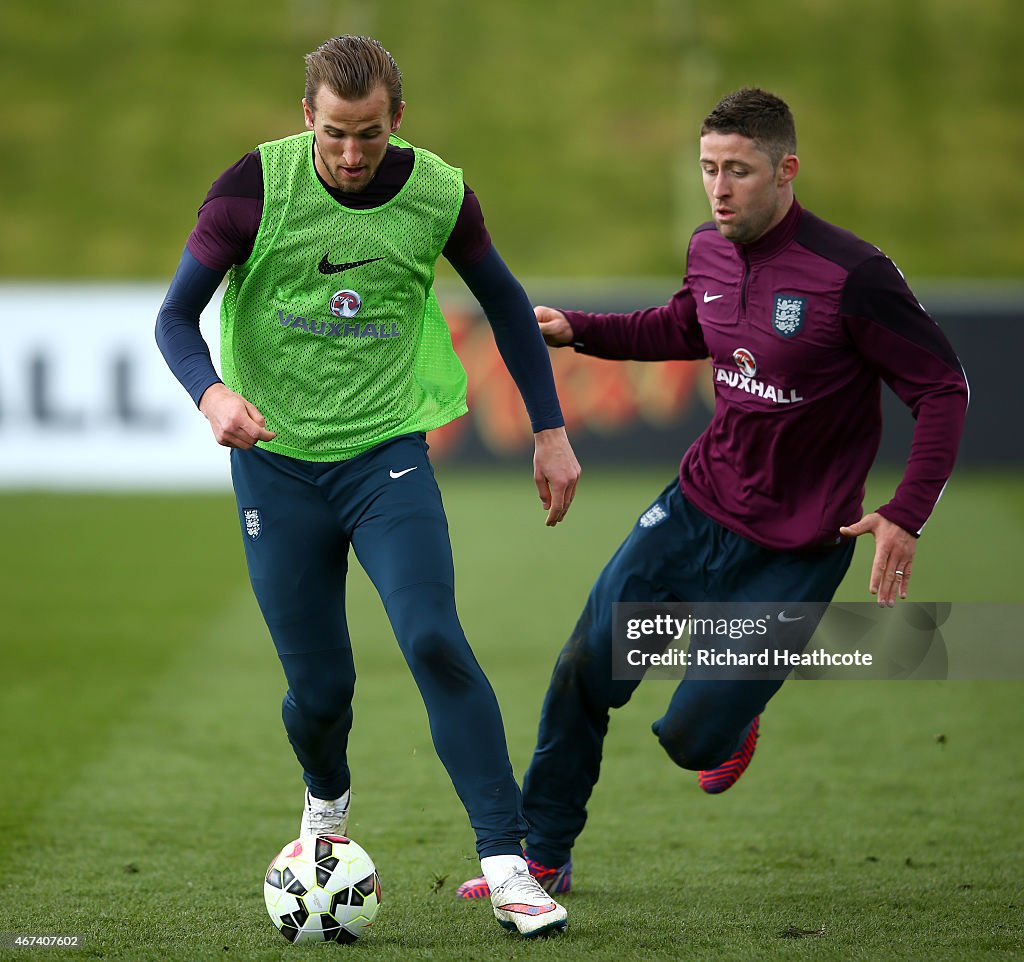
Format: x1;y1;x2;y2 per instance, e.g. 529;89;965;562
0;468;1021;960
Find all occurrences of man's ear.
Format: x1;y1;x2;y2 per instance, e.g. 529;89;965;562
778;153;799;186
390;101;406;133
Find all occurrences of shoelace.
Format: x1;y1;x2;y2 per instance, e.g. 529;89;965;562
305;801;348;828
306;805;346;819
492;870;551;905
306;807;345;819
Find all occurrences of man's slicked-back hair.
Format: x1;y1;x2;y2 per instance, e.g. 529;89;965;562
304;35;403;115
701;88;797;168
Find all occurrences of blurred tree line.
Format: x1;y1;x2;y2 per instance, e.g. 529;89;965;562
1;0;1020;281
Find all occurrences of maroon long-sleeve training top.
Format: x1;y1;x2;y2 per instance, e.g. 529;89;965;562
564;200;969;551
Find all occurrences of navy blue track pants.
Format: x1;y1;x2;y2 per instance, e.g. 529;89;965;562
230;433;527;858
522;478;855;868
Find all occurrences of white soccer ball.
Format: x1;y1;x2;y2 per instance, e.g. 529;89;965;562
264;834;381;944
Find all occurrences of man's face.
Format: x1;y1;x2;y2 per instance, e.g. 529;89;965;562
699;132;797;244
303;84;404;193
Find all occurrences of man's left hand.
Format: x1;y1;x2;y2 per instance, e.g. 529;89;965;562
533;427;581;526
839;513;917;607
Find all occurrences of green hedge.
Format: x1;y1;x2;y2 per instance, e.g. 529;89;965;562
3;0;1021;280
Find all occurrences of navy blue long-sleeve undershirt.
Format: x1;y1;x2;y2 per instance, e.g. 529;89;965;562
155;248;224;407
155;245;564;433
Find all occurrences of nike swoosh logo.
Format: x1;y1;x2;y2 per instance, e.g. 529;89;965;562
777;611;804;623
389;467;418;479
703;292;725;303
318;254;385;275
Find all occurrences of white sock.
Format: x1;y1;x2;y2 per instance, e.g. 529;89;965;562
309;789;350;810
481;854;528;891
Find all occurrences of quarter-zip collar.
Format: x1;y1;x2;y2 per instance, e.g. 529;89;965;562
735;198;803;263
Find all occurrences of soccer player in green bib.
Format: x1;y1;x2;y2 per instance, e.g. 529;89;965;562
156;35;578;939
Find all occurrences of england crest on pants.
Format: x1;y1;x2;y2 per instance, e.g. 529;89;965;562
244;508;261;540
639;503;669;528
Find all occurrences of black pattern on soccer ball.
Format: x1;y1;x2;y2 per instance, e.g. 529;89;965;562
282;866;306;896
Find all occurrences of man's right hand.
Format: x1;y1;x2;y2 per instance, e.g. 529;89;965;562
535;306;575;346
198;383;277;449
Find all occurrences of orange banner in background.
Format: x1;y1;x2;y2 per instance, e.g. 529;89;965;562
428;304;714;459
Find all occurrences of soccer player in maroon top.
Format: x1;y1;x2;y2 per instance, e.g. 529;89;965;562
456;87;968;899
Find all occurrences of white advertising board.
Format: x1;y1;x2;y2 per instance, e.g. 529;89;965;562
0;284;230;489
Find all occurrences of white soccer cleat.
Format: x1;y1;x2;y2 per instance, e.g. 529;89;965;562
490;868;568;938
299;787;350;838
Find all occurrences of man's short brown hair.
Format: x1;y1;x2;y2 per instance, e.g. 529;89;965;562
701;88;797;168
304;35;403;115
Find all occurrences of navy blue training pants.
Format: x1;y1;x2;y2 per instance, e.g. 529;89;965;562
522;478;855;867
230;433;527;858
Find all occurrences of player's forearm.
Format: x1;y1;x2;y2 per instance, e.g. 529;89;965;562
155;247;227;406
564;288;707;361
876;385;969;535
453;245;564;431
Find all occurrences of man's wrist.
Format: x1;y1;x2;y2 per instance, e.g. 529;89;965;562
533;424;567;443
197;379;228;413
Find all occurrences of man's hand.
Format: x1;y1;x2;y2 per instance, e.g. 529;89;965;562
533;426;581;526
535;306;575;347
839;512;917;607
198;383;277;449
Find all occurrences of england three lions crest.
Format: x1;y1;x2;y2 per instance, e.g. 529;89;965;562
244;508;262;540
772;294;806;338
639;503;669;528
